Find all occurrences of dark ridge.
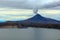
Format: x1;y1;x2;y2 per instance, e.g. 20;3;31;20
22;14;60;24
0;14;60;29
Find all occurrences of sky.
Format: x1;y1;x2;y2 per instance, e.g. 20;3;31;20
0;0;60;22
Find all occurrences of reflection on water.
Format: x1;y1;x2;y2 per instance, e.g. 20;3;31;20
0;28;60;40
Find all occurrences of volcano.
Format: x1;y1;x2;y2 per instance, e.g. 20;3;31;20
22;14;60;24
0;14;60;29
17;14;60;29
0;8;60;29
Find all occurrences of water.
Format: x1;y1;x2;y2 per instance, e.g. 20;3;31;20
0;28;60;40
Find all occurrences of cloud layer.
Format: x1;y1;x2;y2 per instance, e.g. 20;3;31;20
0;0;59;9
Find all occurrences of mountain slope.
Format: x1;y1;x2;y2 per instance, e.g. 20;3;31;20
22;14;60;24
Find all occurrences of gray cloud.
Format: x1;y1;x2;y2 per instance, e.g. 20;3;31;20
0;0;60;9
42;1;60;9
0;0;37;9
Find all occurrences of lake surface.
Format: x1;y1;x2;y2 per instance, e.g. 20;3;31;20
0;28;60;40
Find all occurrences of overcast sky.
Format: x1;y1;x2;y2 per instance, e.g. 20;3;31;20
0;0;60;22
0;0;59;9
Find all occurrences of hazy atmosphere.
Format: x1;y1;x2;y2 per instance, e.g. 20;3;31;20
0;0;60;21
0;0;60;40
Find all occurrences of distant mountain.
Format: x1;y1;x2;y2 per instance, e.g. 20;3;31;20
21;14;60;24
16;14;60;29
0;14;60;29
